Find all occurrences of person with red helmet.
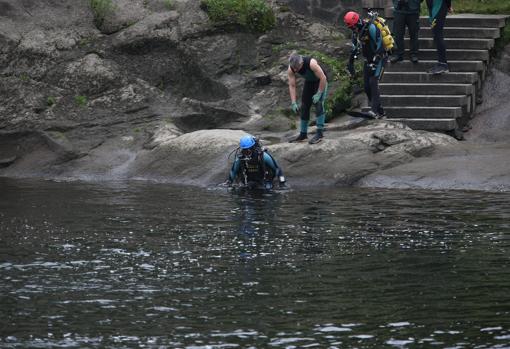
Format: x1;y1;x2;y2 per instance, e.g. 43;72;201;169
344;10;387;118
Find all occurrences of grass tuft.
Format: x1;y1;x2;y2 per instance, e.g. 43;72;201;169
90;0;114;27
75;95;88;107
200;0;276;33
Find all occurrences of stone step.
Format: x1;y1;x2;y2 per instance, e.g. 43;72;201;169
362;0;391;9
403;49;489;61
362;106;463;118
419;26;501;39
419;14;509;28
380;94;470;107
385;60;485;73
381;94;472;114
404;37;494;50
380;83;475;95
383;72;479;84
387;118;458;131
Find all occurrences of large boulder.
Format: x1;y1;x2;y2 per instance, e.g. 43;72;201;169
93;0;149;35
267;122;457;186
55;54;125;95
127;129;246;185
358;143;510;192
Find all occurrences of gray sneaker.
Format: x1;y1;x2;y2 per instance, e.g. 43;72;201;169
428;63;449;75
289;132;307;143
308;130;324;144
389;55;403;64
366;110;383;119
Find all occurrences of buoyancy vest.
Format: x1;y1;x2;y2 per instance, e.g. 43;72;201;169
368;14;394;51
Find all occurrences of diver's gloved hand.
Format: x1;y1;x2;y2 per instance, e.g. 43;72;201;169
373;54;381;66
291;101;300;114
312;91;323;104
368;63;377;74
312;91;322;104
278;175;286;188
224;179;233;187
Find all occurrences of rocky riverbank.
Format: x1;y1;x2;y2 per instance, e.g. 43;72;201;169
1;0;509;191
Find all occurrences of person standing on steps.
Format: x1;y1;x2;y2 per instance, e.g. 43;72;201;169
389;0;423;64
287;52;329;144
344;11;387;119
427;0;452;74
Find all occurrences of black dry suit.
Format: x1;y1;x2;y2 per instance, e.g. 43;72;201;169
348;19;387;114
228;141;284;189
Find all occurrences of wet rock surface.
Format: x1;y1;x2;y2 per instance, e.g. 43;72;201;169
359;62;510;192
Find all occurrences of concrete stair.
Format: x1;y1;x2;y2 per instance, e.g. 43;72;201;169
404;37;495;50
380;83;474;95
418;15;508;28
360;10;509;133
363;106;463;118
383;72;479;84
411;49;489;61
420;27;500;39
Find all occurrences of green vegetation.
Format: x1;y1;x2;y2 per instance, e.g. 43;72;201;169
421;0;510;15
272;42;299;54
300;50;363;120
78;37;91;47
200;0;276;33
47;131;67;141
90;0;114;26
452;0;510;14
19;73;29;82
163;0;174;10
75;95;88;107
47;96;56;107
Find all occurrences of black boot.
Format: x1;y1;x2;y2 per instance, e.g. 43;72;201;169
309;129;323;144
428;63;449;75
289;132;307;143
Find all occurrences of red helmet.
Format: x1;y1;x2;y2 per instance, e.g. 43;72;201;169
344;11;360;28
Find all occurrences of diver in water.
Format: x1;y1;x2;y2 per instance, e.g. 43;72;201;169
226;134;286;190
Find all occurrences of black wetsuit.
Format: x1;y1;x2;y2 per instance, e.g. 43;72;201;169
349;21;387;114
229;149;283;189
294;56;328;133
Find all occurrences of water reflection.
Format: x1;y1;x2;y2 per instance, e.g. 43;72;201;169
0;178;509;348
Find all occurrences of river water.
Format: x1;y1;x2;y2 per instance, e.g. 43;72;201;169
0;178;509;348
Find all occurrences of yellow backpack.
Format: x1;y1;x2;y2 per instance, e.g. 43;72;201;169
368;11;395;51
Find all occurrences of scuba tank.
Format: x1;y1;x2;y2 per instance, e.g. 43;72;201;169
366;10;395;52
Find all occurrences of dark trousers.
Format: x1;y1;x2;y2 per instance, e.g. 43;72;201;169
300;80;324;121
430;2;448;64
363;62;383;114
393;12;420;58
